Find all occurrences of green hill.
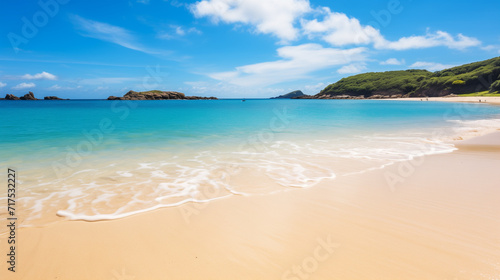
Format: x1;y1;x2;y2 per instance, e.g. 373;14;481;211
271;90;305;99
316;57;500;98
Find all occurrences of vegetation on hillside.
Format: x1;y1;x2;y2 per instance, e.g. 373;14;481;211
318;57;500;98
490;78;500;92
456;90;500;97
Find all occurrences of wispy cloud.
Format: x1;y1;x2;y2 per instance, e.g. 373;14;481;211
0;82;6;88
95;86;109;91
0;57;157;68
70;15;158;55
48;84;80;91
22;71;57;80
303;82;325;94
337;63;367;74
78;77;140;85
12;82;36;90
157;25;202;39
410;61;455;72
209;43;367;87
481;45;500;54
182;80;288;98
167;0;185;8
378;31;481;50
380;58;405;65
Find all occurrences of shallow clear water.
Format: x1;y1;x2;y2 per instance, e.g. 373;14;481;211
1;99;499;226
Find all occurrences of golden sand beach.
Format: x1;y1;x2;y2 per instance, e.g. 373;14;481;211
1;131;499;280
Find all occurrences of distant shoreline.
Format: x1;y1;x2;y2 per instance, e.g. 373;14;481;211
384;96;500;105
3;95;500;104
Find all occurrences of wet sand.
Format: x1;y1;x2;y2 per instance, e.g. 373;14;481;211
1;134;500;280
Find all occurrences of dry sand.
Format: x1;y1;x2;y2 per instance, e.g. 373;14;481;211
1;134;500;280
389;96;500;105
454;131;500;150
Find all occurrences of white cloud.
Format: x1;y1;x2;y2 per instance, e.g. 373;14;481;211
48;85;78;90
481;45;496;51
302;7;385;47
410;61;455;72
22;71;57;80
378;31;481;50
209;43;367;87
70;15;157;54
188;27;202;34
303;82;325;94
337;63;367;74
166;0;185;8
48;85;62;90
191;0;311;41
137;0;150;3
183;80;287;98
191;1;481;52
175;26;185;36
12;82;36;90
302;8;480;51
78;77;139;85
0;82;6;88
481;45;500;54
157;25;202;39
380;58;405;65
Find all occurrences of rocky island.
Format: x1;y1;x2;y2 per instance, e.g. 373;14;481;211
108;90;218;100
44;96;65;100
0;92;66;100
271;90;305;99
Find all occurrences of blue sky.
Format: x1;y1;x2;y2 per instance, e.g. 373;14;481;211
1;0;499;98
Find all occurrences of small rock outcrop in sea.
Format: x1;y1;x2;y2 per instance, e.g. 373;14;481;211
4;94;20;100
44;96;65;100
20;92;38;100
271;90;305;99
108;90;218;100
1;92;66;100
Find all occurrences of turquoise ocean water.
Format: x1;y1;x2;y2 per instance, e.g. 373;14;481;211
1;99;499;225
